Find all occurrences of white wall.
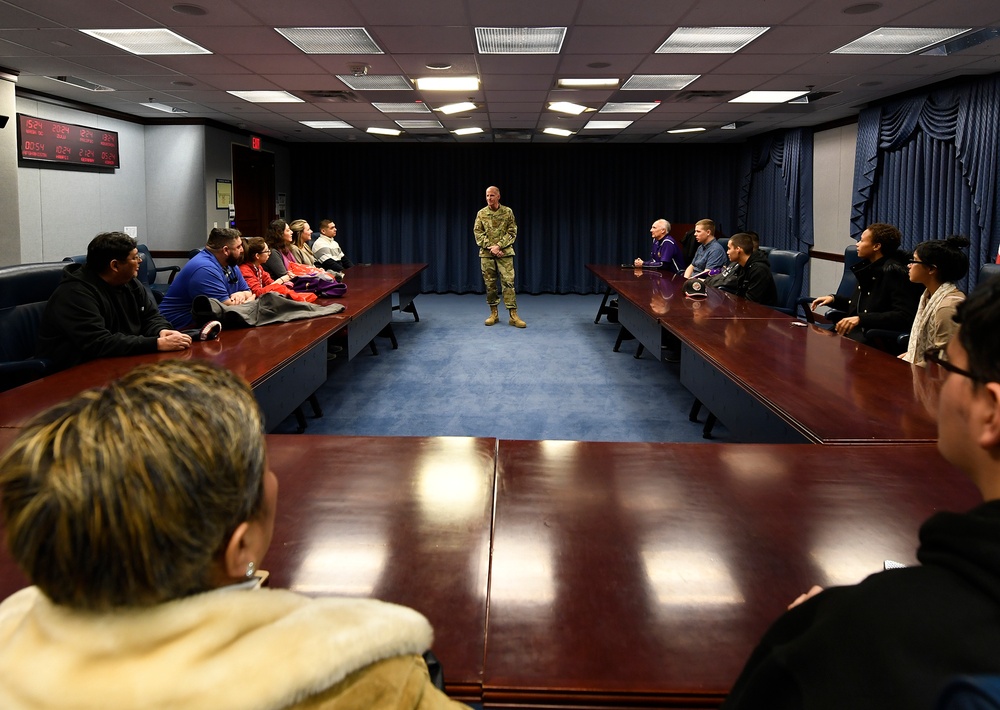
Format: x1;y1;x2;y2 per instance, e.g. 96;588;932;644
16;97;147;262
811;122;859;296
0;79;20;266
144;124;205;252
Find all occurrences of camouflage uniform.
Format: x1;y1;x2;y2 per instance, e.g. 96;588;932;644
473;203;518;308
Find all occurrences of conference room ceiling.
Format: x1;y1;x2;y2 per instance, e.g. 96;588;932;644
1;0;998;144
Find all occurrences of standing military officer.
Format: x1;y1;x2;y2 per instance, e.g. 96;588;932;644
474;185;525;328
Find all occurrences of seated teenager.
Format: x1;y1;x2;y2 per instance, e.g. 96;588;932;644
0;359;466;710
900;235;969;365
288;219;318;267
633;218;684;273
682;219;727;278
722;277;1000;709
313;219;354;272
239;237;292;296
810;222;922;348
728;233;777;306
704;231;761;293
263;219;323;282
36;231;191;370
158;227;255;329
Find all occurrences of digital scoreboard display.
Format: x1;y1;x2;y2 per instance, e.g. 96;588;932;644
17;114;120;168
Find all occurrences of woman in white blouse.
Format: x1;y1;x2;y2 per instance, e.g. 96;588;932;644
901;234;969;364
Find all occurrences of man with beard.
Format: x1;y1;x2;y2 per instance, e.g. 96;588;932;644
159;227;254;329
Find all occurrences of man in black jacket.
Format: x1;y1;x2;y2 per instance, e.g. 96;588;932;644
37;232;191;370
727;232;776;306
810;222;922;346
723;276;1000;710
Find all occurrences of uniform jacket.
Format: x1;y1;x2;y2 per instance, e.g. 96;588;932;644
832;251;922;332
0;585;466;710
641;236;685;273
474;204;517;257
723;500;1000;710
36;263;170;370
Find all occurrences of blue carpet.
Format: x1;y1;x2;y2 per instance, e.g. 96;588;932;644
275;293;731;443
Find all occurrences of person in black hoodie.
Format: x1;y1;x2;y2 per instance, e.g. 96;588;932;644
723;276;1000;710
810;222;922;347
36;232;191;370
726;232;776;305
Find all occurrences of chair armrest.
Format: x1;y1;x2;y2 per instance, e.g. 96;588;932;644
154;264;182;284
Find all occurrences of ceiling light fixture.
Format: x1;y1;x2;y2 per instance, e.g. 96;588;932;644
549;101;588;115
556;78;619;88
414;76;480;91
373;102;431;113
437;101;477;114
227;90;304;103
729;90;808;103
667;127;706;134
622;75;699;90
300;120;353;128
543;127;573;137
395;119;443;129
656;27;770;53
80;28;211;55
338;75;413;90
475;27;566;54
367;127;402;136
275;27;383;54
140;100;188;114
453;127;483;135
583;120;632;129
599;102;659;114
46;75;114;91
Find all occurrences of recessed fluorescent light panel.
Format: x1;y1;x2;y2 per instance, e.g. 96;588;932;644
622;75;700;90
227;90;304;103
437;102;477;114
453;127;484;135
301;120;353;128
414;77;480;91
556;78;619;88
549;101;588;115
656;27;769;53
599;102;658;114
395;120;443;129
729;90;807;103
373;102;431;113
337;75;413;90
140;101;188;114
476;27;566;54
81;28;210;55
275;27;383;54
47;75;114;92
367;127;401;136
667;127;706;134
583;120;632;129
832;27;971;54
543;127;574;137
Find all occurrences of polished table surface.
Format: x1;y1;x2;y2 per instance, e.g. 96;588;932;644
484;439;981;708
0;264;427;429
586;263;941;444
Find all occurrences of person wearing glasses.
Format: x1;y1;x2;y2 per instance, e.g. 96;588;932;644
723;276;1000;709
37;231;191;370
900;235;970;365
159;227;255;329
810;222;922;350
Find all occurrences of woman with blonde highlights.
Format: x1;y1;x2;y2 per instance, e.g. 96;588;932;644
0;360;464;710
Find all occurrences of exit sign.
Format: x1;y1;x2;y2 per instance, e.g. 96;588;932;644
251;136;261;151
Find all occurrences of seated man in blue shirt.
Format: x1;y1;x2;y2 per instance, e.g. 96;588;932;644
159;228;255;329
683;219;727;278
633;218;684;273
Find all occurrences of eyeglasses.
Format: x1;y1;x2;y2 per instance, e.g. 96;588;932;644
907;258;934;268
924;346;980;381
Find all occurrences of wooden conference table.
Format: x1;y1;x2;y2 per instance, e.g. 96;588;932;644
0;433;981;708
587;264;940;445
0;264;426;432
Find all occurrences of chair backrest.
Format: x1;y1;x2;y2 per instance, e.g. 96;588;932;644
835;244;863;300
0;262;66;364
136;243;155;286
979;262;1000;286
63;254;87;264
938;675;1000;710
768;249;809;312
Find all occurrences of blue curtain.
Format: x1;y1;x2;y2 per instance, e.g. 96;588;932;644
851;74;1000;289
290;143;740;294
737;128;815;252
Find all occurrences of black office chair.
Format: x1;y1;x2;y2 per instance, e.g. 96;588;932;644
938;676;1000;709
768;249;809;316
0;262;65;392
797;244;862;322
979;262;1000;284
137;244;180;295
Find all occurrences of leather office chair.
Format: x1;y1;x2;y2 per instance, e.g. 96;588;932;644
137;244;180;294
798;244;862;322
768;249;809;316
0;262;65;391
979;262;1000;284
938;676;1000;710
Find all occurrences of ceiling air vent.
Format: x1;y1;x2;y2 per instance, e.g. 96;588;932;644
304;90;362;102
493;129;532;142
672;90;733;102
